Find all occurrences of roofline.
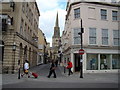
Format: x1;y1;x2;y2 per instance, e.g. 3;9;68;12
66;1;120;20
35;2;40;16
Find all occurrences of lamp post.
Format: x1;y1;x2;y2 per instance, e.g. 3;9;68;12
12;42;16;73
78;19;84;78
18;60;20;79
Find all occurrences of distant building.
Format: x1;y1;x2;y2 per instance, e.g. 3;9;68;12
1;1;40;73
37;29;48;64
62;1;120;73
52;12;61;61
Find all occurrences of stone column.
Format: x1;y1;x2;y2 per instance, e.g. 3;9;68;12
83;53;86;71
110;54;112;70
70;52;74;72
98;54;100;70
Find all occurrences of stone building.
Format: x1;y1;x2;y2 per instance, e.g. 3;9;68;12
37;29;48;64
52;12;61;60
62;0;120;73
1;1;40;73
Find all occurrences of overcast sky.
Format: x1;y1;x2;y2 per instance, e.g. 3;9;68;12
36;0;120;47
36;0;67;47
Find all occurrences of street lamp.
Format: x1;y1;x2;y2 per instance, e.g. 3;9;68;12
12;42;16;51
12;42;16;73
78;19;84;78
18;60;20;79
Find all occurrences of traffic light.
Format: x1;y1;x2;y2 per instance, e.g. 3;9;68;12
81;28;84;33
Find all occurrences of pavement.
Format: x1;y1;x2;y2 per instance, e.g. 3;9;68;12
1;64;119;88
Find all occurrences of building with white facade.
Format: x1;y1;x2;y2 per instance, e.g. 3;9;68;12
62;1;120;73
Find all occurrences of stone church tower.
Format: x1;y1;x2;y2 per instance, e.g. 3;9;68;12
52;12;60;47
52;12;61;60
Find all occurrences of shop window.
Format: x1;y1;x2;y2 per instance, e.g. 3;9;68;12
100;54;110;70
112;54;120;69
87;54;98;70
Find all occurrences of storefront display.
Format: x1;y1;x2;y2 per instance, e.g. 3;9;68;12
87;54;98;70
100;54;110;70
112;54;120;69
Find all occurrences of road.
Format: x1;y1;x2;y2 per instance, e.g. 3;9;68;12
2;64;119;89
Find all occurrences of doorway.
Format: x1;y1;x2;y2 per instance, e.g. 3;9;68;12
74;53;80;72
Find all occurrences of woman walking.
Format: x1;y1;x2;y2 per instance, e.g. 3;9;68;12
21;60;30;78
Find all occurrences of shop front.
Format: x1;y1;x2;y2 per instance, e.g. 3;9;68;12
73;49;119;73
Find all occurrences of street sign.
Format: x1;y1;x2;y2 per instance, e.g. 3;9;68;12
79;49;84;55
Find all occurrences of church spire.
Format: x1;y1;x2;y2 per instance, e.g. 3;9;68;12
55;12;59;27
52;12;60;38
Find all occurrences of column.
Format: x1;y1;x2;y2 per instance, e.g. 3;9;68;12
98;54;100;70
83;53;86;71
110;54;112;70
71;52;74;72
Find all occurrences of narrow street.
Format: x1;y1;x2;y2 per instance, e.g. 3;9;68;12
2;64;118;88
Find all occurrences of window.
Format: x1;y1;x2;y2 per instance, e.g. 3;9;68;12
74;8;80;19
0;15;8;31
111;0;117;3
24;23;27;37
112;11;118;21
112;54;120;69
89;28;96;44
101;9;107;20
26;3;28;18
87;54;98;70
100;54;110;70
20;19;23;35
22;2;25;13
113;30;120;46
73;28;81;44
102;29;108;45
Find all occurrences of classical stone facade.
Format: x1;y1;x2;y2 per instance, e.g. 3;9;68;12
1;1;40;73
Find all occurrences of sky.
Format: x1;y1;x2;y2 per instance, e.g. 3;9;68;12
36;0;67;47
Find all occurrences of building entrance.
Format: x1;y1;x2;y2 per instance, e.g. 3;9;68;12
74;53;80;72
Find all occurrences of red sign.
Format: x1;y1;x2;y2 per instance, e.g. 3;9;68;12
79;49;84;55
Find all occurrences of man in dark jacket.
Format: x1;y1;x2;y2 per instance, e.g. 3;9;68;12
47;60;56;78
55;59;58;67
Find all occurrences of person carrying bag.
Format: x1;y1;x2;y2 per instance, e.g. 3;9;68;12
67;60;73;76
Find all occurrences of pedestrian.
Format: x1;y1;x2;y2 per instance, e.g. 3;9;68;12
55;59;58;67
67;60;73;76
21;60;30;78
47;60;57;78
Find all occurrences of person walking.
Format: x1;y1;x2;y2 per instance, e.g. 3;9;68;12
55;59;58;67
67;60;73;76
47;60;57;78
21;60;30;78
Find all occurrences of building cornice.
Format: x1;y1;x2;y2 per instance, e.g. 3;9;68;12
66;1;120;20
63;45;119;54
16;32;38;48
